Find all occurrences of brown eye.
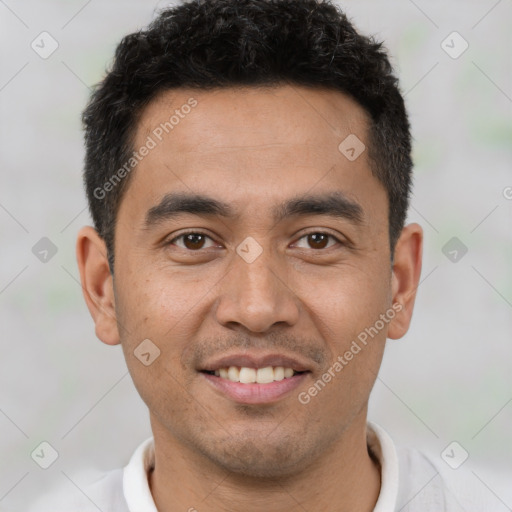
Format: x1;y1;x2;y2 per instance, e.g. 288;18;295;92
294;232;339;250
307;233;329;249
170;232;216;250
183;233;206;250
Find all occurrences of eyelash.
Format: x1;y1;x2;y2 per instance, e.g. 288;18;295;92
168;230;344;251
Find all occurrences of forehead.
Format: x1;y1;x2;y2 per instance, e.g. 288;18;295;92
137;85;369;153
120;85;386;227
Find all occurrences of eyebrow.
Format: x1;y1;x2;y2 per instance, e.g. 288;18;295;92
144;191;365;228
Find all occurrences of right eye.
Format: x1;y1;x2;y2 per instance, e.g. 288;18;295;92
167;231;220;251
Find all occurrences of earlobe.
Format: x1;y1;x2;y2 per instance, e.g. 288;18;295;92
76;226;120;345
387;223;423;340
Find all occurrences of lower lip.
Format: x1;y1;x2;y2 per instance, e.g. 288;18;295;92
201;372;309;405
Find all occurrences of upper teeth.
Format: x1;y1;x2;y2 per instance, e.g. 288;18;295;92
214;366;296;383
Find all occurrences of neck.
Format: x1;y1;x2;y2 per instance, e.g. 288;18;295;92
148;413;381;512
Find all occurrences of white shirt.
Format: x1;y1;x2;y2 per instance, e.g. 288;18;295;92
28;423;499;511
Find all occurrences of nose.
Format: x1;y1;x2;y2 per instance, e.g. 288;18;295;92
214;246;300;333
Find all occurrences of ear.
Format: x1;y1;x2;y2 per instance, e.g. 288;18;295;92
387;223;423;340
76;226;120;345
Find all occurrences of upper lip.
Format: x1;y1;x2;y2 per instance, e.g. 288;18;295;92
200;353;313;373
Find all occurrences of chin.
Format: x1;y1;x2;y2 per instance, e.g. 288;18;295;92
197;434;316;479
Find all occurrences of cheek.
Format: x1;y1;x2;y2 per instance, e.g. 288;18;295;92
299;263;390;340
115;269;213;383
119;270;205;335
114;275;200;426
303;264;390;408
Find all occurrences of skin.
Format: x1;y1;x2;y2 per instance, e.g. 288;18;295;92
77;85;422;512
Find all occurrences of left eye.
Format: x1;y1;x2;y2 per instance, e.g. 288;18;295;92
293;232;340;250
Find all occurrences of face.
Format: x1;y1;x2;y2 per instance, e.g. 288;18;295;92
78;85;421;478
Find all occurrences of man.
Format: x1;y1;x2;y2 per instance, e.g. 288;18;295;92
30;0;496;510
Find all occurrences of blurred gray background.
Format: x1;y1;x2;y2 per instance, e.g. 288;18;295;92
0;0;511;510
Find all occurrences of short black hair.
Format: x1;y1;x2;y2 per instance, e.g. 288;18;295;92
82;0;413;271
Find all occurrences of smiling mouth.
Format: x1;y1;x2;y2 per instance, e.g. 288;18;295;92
201;366;307;384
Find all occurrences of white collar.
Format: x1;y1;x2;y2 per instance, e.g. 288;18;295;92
123;435;158;512
123;422;399;511
367;421;399;511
